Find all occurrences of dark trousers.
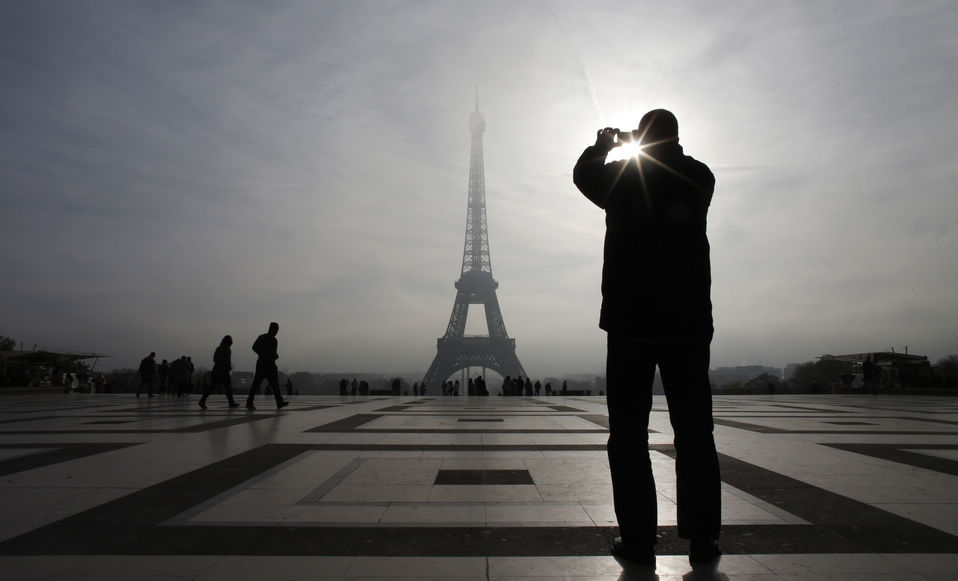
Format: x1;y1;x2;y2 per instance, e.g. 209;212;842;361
606;333;721;545
247;363;283;406
137;375;153;396
201;370;236;404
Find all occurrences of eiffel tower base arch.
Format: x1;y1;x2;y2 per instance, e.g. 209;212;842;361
422;337;525;390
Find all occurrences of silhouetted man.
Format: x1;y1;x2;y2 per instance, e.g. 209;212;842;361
199;335;239;409
246;322;289;410
157;358;170;394
137;352;156;397
574;109;721;567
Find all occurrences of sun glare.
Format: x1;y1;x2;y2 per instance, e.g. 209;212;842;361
606;140;643;162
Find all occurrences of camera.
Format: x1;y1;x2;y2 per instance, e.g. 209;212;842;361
615;129;639;144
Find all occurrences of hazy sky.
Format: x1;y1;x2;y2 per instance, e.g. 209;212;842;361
3;1;958;377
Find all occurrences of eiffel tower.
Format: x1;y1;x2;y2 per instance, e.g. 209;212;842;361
422;97;526;390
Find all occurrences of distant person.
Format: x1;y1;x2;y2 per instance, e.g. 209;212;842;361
351;378;358;396
574;109;721;566
170;356;189;397
199;335;239;409
186;356;195;393
286;378;294;396
157;359;170;394
545;381;553;396
137;352;156;397
524;377;533;396
339;378;348;395
246;322;289;410
534;379;541;396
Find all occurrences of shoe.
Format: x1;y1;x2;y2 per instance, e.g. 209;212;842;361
228;402;239;408
689;539;722;566
277;400;289;409
198;400;207;410
611;536;655;566
245;402;256;410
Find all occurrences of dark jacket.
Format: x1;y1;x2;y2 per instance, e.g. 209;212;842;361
139;356;155;378
252;333;278;366
212;344;231;374
573;141;715;341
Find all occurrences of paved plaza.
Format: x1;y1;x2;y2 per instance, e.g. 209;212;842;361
0;393;956;580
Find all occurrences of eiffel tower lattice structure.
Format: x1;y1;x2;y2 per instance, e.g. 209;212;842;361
422;99;527;389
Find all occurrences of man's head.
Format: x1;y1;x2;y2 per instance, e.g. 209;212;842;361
637;109;679;146
268;322;279;336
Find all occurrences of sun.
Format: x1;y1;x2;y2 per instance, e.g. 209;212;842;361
606;139;643;162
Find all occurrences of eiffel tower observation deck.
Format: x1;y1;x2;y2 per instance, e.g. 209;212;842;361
422;96;527;390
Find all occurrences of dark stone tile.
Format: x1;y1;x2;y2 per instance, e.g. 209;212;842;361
434;469;534;485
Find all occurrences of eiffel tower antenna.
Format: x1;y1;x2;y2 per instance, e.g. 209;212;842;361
422;97;527;389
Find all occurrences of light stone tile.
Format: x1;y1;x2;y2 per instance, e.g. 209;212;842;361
380;503;486;525
489;555;626;577
419;450;486;459
535;482;612;502
346;458;442;485
322;484;433;503
428;484;542;503
884;553;958;573
356;450;425;458
485;502;592;525
281;504;388;524
481;450;546;459
218;488;310;506
439;458;528;470
751;553;914;575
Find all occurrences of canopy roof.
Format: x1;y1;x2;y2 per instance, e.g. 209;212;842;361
0;350;109;365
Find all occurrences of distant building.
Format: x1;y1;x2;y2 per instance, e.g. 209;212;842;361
821;351;932;388
709;365;781;387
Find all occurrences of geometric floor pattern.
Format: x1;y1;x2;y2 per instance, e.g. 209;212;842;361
1;393;957;579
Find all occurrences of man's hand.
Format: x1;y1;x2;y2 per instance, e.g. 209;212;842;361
595;127;621;149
